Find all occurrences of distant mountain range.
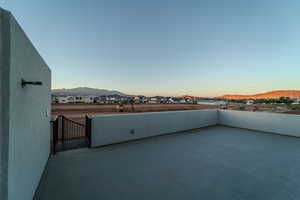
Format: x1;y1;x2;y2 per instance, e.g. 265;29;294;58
52;87;128;96
52;88;300;99
220;90;300;99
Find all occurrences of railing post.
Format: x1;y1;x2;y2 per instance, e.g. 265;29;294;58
52;117;58;154
51;120;54;154
85;115;92;148
61;115;65;145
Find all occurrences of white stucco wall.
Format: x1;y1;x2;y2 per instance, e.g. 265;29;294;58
218;110;300;137
0;8;51;200
91;110;218;147
0;8;5;200
0;8;11;200
92;109;300;148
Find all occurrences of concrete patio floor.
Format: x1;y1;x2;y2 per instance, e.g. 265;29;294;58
34;126;300;200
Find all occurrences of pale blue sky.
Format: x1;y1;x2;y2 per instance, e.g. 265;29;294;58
1;0;300;96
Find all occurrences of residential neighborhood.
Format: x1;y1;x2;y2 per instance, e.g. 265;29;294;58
53;95;165;104
52;94;226;105
51;93;300;115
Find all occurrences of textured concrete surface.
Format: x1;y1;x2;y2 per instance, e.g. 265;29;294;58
57;139;89;151
35;126;300;200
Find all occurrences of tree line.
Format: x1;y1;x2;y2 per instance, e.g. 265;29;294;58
230;97;294;104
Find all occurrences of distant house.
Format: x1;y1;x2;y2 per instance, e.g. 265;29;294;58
140;96;148;103
109;97;116;101
57;96;69;103
160;97;167;103
66;96;75;103
179;99;186;104
52;96;58;103
120;96;127;101
185;98;194;104
292;99;300;105
197;100;227;106
258;104;274;112
167;97;175;104
133;96;140;102
75;96;84;103
275;105;288;112
51;96;76;104
107;95;123;103
94;95;126;104
97;96;107;103
149;97;158;103
246;100;254;105
245;105;257;112
171;98;181;104
149;96;168;103
93;97;100;103
133;96;147;103
82;96;95;103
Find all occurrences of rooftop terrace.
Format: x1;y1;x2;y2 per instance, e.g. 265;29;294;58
1;7;300;200
35;125;300;200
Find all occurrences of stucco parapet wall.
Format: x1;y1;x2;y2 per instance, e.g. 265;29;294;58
91;109;300;147
218;110;300;137
91;109;218;147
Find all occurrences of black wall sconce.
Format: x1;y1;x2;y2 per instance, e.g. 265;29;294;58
21;79;43;88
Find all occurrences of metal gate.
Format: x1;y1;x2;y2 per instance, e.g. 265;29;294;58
51;115;91;154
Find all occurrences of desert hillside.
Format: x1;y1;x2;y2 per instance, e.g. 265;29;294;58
220;90;300;99
52;87;128;96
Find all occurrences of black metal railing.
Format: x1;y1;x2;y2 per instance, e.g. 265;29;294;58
51;115;92;154
51;118;59;154
62;116;86;141
85;115;92;148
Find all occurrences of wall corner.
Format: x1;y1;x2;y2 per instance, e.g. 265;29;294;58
0;7;11;200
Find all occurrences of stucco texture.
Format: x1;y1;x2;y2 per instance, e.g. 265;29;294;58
92;109;218;147
0;8;51;200
218;110;300;137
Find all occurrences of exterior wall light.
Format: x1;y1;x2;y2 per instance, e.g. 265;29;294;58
21;79;43;88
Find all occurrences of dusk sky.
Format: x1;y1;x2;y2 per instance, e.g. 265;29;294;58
2;0;300;97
